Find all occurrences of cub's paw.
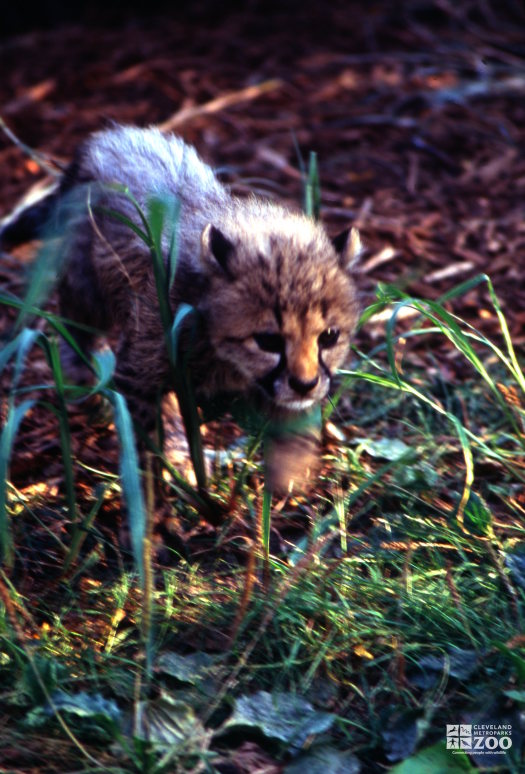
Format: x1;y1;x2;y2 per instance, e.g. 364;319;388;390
265;431;321;495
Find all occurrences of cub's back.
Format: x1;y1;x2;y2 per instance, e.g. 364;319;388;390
79;125;227;215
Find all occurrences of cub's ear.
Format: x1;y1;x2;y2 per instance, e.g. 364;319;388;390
201;224;236;278
332;226;362;272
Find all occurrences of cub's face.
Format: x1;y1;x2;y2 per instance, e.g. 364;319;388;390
198;219;361;412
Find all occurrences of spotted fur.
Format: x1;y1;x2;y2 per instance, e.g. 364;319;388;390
4;125;362;489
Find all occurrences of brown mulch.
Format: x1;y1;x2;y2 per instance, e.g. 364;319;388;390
2;2;524;316
0;1;524;544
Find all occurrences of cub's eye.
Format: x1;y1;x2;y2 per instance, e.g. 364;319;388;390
253;332;284;353
318;327;340;349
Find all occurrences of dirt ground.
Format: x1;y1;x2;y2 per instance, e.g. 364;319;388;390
1;0;524;534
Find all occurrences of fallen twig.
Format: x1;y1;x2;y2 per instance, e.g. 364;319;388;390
0;115;64;176
158;79;284;132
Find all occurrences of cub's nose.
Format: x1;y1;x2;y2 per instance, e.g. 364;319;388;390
288;374;319;396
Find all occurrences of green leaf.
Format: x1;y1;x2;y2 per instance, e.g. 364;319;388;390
15;241;63;330
10;328;41;387
389;741;474;773
356;300;390;328
224;691;335;750
0;329;33;376
0;399;35;564
42;335;77;519
156;651;217;685
393;460;438;488
134;691;206;748
22;655;66;705
382;709;422;762
105;390;146;588
62;483;109;575
50;690;121;721
146;197;172;339
262;483;272;563
375;281;403;303
284;746;361;773
169;303;194;366
45;690;121;742
23;706;50;730
411;647;479;686
462;491;493;537
304;151;321;221
354;436;413;461
172;364;207;492
146;193;179;301
97;205;149;244
92;348;116;391
147;195;168;266
167;198;181;291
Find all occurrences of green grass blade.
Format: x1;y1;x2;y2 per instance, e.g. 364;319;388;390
105;390;146;589
436;273;491;303
304;151;321;220
450;415;474;529
262;482;272;563
380;274;523;390
107;183;152;237
340;368;524;480
62;483;108;576
172;365;207;492
147;192;181;287
485;275;525;392
385;298;523;442
41;336;77;520
167;198;181;291
14;241;63;331
82;188;206;496
12;328;41;387
147;195;168;267
92;348;117;392
356;300;391;329
96;206;149;244
146;207;172;339
291;131;306;179
95;189;208;498
0;332;28;375
0;399;35;565
0;294;97;373
169;303;193;367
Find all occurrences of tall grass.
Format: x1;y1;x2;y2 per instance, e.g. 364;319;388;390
337;278;524;530
0;140;524;770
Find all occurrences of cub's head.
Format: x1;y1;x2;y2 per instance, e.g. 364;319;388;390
198;204;361;412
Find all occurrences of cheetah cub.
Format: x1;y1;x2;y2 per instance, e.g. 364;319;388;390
1;126;362;491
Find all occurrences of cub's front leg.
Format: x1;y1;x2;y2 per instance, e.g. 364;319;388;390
114;330;170;445
264;411;322;495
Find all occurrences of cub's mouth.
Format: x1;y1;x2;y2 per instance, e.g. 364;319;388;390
273;396;317;412
256;365;330;414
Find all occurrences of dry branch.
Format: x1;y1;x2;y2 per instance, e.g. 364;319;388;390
158;79;283;132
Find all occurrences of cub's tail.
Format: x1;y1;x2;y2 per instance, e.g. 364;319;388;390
0;181;60;248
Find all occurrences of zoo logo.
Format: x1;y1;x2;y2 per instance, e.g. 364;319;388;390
446;724;512;754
